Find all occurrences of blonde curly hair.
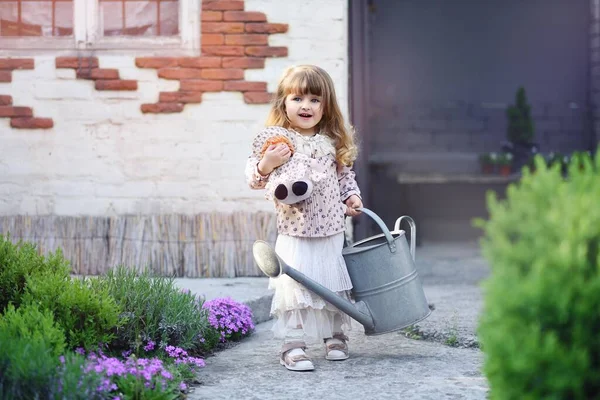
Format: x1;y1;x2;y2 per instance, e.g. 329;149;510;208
265;65;358;166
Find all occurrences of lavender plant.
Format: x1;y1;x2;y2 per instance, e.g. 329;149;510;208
91;267;215;356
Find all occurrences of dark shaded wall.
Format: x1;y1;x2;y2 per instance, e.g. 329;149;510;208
368;0;592;156
359;0;594;242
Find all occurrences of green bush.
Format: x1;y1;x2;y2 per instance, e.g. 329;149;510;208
22;272;122;351
475;151;600;399
92;266;216;356
0;235;71;312
0;303;66;359
0;329;58;399
0;332;105;400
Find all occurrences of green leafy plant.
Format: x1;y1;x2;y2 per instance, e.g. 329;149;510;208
0;235;71;312
479;152;498;165
474;150;600;399
496;152;513;166
22;272;122;351
0;328;58;398
0;303;66;359
506;86;534;144
91;267;218;356
0;330;106;400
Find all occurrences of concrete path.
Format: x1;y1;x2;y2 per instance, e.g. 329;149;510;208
175;242;490;400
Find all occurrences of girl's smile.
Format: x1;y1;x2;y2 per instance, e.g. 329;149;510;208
285;93;323;136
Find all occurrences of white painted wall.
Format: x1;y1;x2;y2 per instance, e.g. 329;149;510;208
0;0;349;217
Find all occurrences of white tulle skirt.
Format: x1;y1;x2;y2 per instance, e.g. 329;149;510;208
269;232;353;343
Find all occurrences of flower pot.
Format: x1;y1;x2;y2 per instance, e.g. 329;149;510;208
481;164;494;174
498;165;511;177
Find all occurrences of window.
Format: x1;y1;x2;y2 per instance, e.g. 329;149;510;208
100;0;178;37
0;0;74;37
0;0;200;54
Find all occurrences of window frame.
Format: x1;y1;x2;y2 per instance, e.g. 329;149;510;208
0;0;200;55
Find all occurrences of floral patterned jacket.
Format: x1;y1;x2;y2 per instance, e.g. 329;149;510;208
245;126;361;237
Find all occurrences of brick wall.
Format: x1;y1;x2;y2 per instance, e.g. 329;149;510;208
0;0;349;276
0;0;348;216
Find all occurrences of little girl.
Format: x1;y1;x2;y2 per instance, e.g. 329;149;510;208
245;65;363;371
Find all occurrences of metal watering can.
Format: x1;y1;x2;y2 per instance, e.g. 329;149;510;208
252;208;431;335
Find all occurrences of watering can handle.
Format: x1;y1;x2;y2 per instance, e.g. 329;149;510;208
394;216;416;262
356;207;396;253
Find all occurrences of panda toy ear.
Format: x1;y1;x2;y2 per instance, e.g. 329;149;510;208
274;179;313;205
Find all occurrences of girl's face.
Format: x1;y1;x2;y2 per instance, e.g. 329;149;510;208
284;92;323;136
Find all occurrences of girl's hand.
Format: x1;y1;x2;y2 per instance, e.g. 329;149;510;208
258;143;291;175
345;195;363;217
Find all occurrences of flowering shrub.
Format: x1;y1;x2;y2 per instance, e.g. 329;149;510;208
91;267;218;356
202;297;255;342
83;345;207;399
0;234;258;398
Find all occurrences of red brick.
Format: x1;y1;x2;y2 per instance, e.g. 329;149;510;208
56;57;98;69
0;58;34;70
224;11;267;22
90;69;120;80
76;69;93;79
202;0;244;11
202;33;224;46
178;57;222;68
243;92;272;104
245;46;288;57
95;80;138;91
179;80;224;92
159;91;204;104
200;68;244;80
135;57;178;68
225;34;268;46
224;81;267;92
202;22;244;34
0;71;11;82
202;46;245;56
0;95;12;106
0;106;33;118
202;11;223;21
245;23;288;34
222;57;265;69
11;117;53;129
141;103;185;113
158;68;204;80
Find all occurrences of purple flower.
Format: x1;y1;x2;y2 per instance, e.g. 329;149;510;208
165;345;188;359
202;297;255;343
143;340;155;352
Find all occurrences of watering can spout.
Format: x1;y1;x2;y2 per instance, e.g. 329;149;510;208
252;241;375;330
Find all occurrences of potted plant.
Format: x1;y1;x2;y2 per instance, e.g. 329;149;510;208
506;87;538;169
497;152;513;177
479;152;498;174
